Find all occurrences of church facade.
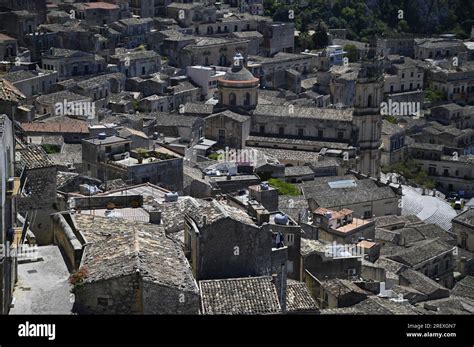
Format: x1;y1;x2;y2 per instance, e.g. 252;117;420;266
206;53;384;176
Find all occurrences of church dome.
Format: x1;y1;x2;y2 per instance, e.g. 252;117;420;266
218;53;259;85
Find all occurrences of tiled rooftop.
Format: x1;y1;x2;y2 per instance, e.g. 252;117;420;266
72;214;198;293
200;276;281;315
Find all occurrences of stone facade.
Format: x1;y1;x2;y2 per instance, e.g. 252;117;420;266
0;115;17;314
452;209;474;253
184;200;273;280
205;111;250;149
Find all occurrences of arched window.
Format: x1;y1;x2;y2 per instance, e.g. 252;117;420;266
219;54;227;66
229;93;236;106
244;93;251;106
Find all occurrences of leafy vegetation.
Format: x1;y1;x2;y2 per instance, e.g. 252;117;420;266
42;144;61;154
382;159;436;189
384;115;398;124
208;152;224;161
343;44;358;62
425;88;447;102
264;0;474;41
268;178;301;196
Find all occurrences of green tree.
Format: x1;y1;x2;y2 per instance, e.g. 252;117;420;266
313;21;329;49
343;44;358;62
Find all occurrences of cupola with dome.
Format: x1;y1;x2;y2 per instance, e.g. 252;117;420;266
217;53;259;112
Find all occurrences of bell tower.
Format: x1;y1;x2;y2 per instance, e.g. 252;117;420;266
353;40;384;176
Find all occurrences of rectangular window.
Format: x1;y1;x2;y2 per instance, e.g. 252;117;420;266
259;125;265;134
298;128;303;137
279;127;284;135
218;129;225;143
285;233;294;246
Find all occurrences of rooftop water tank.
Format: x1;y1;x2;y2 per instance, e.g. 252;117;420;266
274;213;288;225
164;191;179;202
324;211;332;219
260;182;269;190
98;132;107;140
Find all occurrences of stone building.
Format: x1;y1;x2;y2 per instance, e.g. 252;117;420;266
232;31;263;55
71;2;120;26
0;33;17;61
186;65;225;100
0;9;38;46
301;175;401;219
179;37;249;68
109;50;161;78
250;104;354;145
257;21;294;56
311;278;369;309
20;118;89;144
429;104;474;130
41;48;106;78
452;208;474;253
205;110;250;149
377;35;415;57
351;47;384;176
128;0;157;17
184;199;274;280
54;214;200;314
153;112;204;145
414;37;467;60
387;238;455;288
217;54;259;112
1;69;59;99
82;134;131;180
300;238;362;282
166;2;216;28
384;55;424;94
409;144;474;197
82;134;184;192
109;17;156;50
425;61;474;104
312;207;376;244
0;115;19;314
247;52;313;90
34;90;92;117
0;0;47;24
15;144;57;244
192;12;262;37
380;120;406;167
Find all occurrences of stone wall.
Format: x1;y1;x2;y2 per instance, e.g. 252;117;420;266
302;253;361;281
74;274;200;314
196;218;273;280
52;213;83;271
74;274;142;314
142;282;199;314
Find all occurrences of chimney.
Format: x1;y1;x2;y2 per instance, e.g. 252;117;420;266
149;210;162;225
